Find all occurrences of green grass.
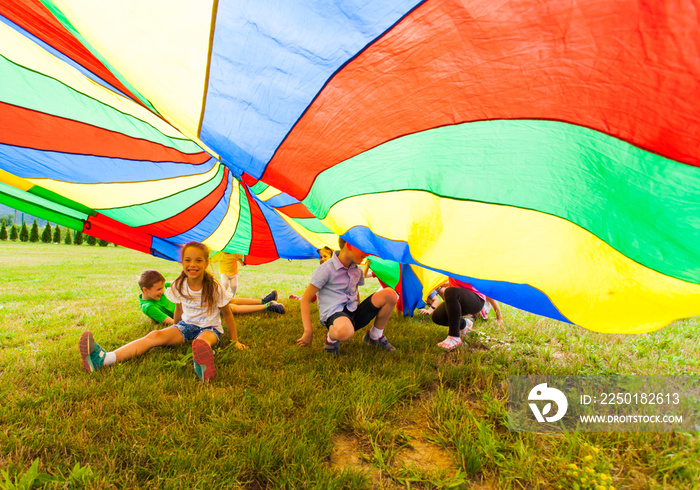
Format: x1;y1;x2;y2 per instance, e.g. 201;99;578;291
0;242;698;489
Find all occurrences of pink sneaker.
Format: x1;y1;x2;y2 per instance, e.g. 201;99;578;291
192;339;216;381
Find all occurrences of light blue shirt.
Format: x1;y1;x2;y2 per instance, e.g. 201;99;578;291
309;251;365;324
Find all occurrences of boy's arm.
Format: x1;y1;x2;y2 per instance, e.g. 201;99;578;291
296;284;319;347
486;297;503;325
222;304;246;349
142;304;175;325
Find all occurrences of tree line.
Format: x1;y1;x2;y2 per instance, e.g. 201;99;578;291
0;218;113;246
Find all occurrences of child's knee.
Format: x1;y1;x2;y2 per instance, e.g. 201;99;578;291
444;287;459;302
376;288;398;306
196;330;218;346
146;329;171;345
330;320;354;341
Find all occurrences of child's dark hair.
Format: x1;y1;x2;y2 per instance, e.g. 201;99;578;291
138;269;165;290
338;237;346;249
172;242;218;313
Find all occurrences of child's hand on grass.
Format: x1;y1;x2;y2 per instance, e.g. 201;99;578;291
227;341;247;350
296;331;312;347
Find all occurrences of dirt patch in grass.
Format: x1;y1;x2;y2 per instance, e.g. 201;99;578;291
329;432;384;486
330;397;461;487
395;425;454;471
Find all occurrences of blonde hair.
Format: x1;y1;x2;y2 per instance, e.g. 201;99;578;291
172;242;219;313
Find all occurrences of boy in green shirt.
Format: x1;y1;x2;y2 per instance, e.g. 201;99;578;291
139;270;176;325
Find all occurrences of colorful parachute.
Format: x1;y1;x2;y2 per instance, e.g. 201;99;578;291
1;0;698;333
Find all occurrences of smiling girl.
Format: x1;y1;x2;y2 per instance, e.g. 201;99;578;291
79;241;245;382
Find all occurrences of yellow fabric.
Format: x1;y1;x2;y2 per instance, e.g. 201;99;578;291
0;169;33;192
201;184;242;251
0;21;181;137
275;210;340;252
409;265;448;303
256;186;283;202
53;0;215;140
321;191;700;333
26;164;220;209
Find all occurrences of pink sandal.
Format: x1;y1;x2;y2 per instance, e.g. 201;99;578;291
437;336;462;351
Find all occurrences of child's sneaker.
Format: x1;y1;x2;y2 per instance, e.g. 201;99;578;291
460;317;474;337
262;290;278;304
324;339;339;357
192;338;216;381
78;331;106;372
266;301;285;314
363;332;397;352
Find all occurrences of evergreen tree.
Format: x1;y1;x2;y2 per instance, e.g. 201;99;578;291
0;222;7;241
53;226;61;243
20;222;29;242
10;225;18;241
41;223;52;243
29;219;40;242
74;231;84;245
64;229;73;245
98;239;110;247
86;234;97;246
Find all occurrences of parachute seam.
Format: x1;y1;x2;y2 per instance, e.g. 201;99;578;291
260;0;429;180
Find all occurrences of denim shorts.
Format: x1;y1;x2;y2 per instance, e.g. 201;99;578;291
176;321;221;348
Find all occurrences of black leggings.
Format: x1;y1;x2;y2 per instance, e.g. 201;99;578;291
432;287;485;337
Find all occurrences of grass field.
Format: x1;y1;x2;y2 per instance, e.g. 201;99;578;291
0;242;698;489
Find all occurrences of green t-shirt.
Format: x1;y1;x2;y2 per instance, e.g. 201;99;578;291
139;281;176;323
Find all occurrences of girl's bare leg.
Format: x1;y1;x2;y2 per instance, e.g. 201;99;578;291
114;326;184;362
